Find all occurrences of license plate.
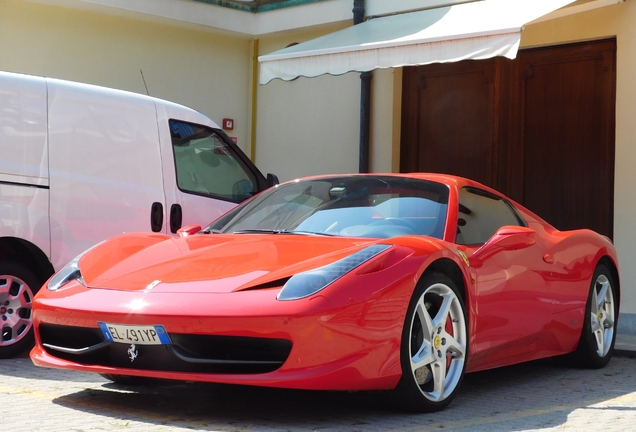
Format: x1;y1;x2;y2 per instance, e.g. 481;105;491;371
98;322;171;345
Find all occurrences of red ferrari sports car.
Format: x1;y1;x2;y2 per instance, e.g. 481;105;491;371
31;174;619;412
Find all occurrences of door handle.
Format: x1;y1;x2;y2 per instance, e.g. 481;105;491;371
170;204;183;234
150;202;164;233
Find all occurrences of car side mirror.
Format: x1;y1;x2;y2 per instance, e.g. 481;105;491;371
267;173;279;188
177;224;201;237
469;226;537;266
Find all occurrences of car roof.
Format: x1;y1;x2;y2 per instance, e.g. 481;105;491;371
283;172;491;193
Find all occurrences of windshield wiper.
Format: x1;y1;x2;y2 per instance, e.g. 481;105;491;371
232;229;281;234
286;230;337;237
201;228;223;234
232;229;336;236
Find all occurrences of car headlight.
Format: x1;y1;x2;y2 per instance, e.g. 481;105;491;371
47;242;103;291
47;256;84;291
277;244;391;301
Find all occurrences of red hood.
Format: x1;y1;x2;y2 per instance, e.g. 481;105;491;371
78;233;381;293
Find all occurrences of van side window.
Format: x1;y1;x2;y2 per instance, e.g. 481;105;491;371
456;187;525;245
170;120;256;203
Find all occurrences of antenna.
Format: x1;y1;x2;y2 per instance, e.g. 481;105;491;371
140;69;150;95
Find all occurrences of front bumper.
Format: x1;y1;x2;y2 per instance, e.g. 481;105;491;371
31;277;411;391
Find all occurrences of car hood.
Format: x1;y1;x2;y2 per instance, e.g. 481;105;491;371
78;233;382;293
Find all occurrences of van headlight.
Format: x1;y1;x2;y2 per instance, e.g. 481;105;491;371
277;244;391;301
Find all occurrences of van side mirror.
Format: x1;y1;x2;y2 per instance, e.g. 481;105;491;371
177;224;201;237
469;226;537;266
267;173;279;188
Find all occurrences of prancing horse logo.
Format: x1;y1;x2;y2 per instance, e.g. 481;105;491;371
127;344;138;362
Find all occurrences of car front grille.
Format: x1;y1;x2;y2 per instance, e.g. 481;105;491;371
38;323;292;374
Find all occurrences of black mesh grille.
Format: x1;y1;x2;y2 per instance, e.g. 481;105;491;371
39;323;292;374
39;323;103;349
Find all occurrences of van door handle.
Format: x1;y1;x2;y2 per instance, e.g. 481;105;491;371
150;202;164;232
170;204;182;234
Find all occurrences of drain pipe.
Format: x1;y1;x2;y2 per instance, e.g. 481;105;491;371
354;0;371;173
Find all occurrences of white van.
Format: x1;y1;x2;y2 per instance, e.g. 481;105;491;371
0;71;275;358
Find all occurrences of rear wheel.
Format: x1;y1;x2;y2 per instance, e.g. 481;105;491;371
388;272;468;413
572;264;618;368
0;261;42;358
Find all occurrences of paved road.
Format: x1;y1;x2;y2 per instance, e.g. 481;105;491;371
2;351;636;431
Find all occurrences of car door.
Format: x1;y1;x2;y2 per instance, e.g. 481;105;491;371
156;104;267;233
456;187;555;371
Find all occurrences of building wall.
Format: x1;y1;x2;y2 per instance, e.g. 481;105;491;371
3;0;634;330
255;25;359;181
256;25;401;181
520;1;636;333
0;0;254;154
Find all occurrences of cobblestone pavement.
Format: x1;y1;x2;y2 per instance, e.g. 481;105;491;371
1;351;635;431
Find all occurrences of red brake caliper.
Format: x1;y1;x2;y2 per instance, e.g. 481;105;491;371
445;316;453;369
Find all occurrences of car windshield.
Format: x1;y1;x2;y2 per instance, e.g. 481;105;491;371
207;176;449;239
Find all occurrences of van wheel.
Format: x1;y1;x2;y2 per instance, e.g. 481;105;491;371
0;261;41;358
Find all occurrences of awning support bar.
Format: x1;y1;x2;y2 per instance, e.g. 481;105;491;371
354;0;371;173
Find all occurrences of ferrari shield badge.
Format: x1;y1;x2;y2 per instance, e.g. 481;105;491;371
458;250;470;267
127;344;139;362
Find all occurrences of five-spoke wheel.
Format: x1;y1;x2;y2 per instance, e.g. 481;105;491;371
590;272;616;358
389;272;468;412
571;264;618;368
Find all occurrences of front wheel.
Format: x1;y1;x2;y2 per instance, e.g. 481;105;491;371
388;272;468;413
0;261;42;358
572;264;618;368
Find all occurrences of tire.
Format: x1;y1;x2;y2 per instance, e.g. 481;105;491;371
387;272;468;413
0;261;43;359
571;264;618;369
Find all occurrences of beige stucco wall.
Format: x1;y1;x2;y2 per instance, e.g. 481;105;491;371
255;24;401;181
0;0;254;153
254;71;360;181
255;25;360;181
521;1;636;330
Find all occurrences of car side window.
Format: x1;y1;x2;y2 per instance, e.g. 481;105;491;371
456;187;524;245
170;120;256;203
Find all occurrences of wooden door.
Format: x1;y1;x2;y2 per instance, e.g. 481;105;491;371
401;60;499;186
517;42;616;238
401;39;616;238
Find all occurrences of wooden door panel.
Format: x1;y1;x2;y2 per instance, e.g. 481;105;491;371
401;61;497;186
520;42;615;237
401;39;616;239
